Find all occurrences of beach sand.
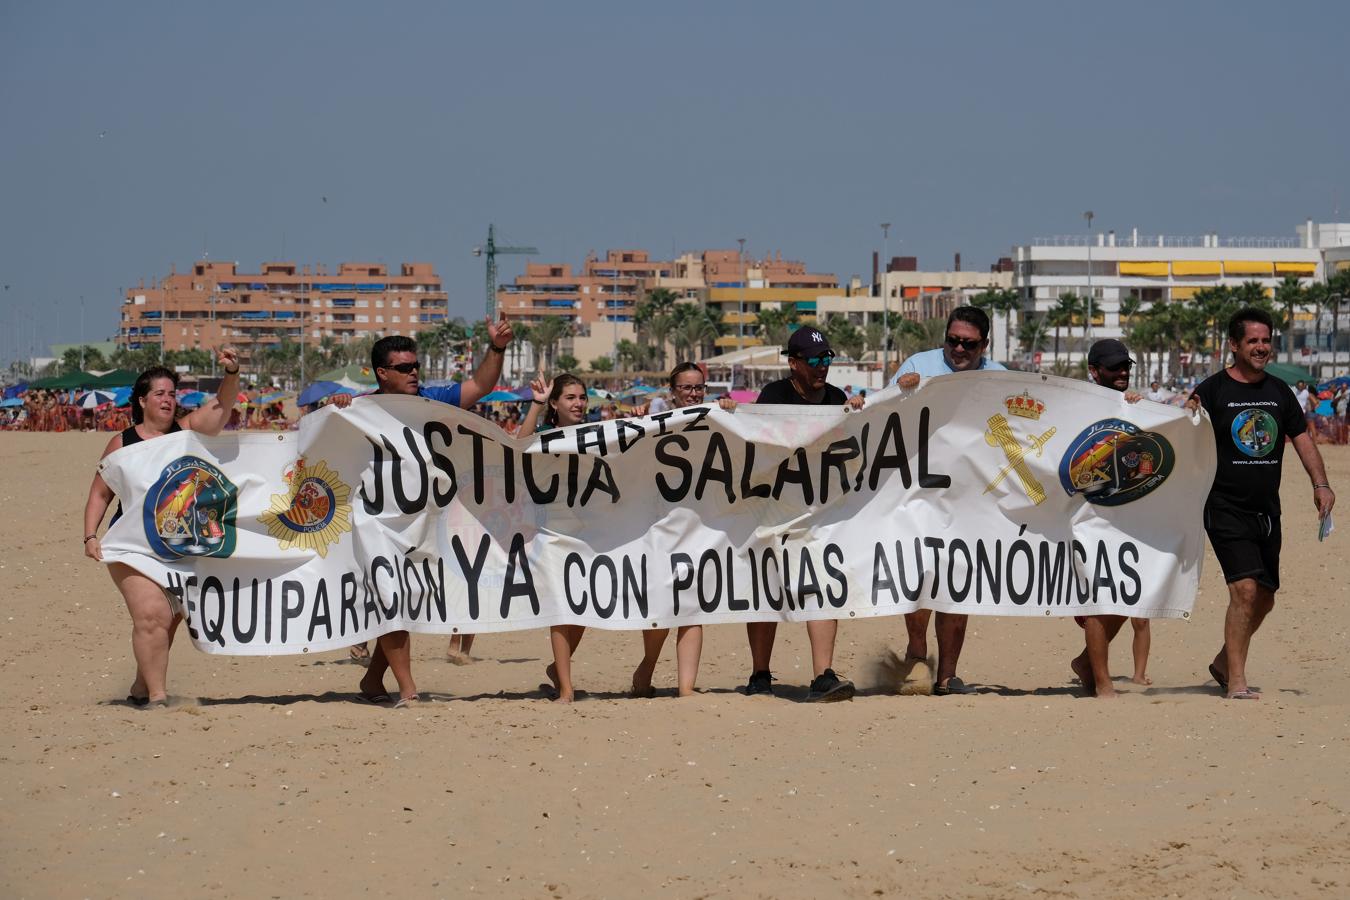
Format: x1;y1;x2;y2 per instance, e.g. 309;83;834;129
2;433;1347;898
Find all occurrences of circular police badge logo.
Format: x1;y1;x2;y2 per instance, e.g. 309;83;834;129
1230;408;1278;458
259;458;352;558
142;457;238;559
1058;418;1175;507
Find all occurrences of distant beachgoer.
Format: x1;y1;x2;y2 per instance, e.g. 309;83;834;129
82;347;242;708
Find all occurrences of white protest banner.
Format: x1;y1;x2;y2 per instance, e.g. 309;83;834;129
97;372;1216;656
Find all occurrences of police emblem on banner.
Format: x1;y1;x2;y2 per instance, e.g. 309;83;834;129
984;391;1057;505
1058;418;1175;506
259;458;352;557
142;457;238;559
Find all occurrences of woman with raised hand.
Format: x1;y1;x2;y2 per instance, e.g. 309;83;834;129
520;371;591;702
629;363;736;698
82;347;242;708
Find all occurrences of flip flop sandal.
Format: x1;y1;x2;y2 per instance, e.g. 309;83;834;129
934;676;976;696
1227;689;1261;700
357;691;392;705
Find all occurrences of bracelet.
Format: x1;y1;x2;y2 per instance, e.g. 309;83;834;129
83;534;98;543
531;399;544;405
224;366;239;375
1313;483;1332;490
489;344;506;354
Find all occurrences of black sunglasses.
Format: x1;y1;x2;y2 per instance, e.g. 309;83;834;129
793;353;834;367
945;335;983;352
381;361;420;374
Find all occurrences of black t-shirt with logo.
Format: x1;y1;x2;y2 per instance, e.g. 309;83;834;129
1192;370;1306;515
756;378;848;406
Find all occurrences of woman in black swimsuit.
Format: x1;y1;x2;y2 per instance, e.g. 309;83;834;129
82;348;241;708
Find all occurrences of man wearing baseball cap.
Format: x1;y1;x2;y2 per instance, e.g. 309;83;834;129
746;327;864;701
1070;338;1149;698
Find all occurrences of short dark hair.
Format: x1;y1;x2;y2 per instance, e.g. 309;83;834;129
668;361;702;387
946;306;991;341
1227;307;1273;343
130;366;180;425
371;335;417;370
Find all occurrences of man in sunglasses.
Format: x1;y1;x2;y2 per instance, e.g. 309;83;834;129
348;316;515;706
886;306;1003;695
747;328;863;701
1070;338;1150;698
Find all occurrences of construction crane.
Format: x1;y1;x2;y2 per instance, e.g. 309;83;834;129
472;224;537;317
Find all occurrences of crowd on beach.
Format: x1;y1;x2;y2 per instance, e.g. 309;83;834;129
74;305;1337;711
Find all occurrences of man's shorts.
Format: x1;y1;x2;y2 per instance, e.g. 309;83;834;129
1204;504;1282;592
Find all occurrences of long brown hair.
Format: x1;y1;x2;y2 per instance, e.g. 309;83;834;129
543;373;586;428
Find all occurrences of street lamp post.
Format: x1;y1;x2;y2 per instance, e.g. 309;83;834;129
610;260;619;371
737;238;748;352
1084;210;1095;351
880;223;891;377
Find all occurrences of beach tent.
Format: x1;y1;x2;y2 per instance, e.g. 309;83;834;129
2;383;27;400
1264;362;1312;383
29;371;100;391
317;364;377;388
88;369;139;388
0;397;22;408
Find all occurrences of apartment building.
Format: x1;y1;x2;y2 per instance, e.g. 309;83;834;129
1012;220;1348;364
119;260;449;361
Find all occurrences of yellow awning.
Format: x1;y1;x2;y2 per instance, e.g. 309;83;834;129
1224;261;1273;276
1337;260;1350;272
1274;261;1316;275
1171;286;1200;300
1119;261;1170;277
1172;260;1222;276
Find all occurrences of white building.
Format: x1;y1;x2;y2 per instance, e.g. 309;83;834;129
1012;220;1349;371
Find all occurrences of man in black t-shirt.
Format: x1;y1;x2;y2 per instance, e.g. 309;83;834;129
747;327;864;702
1187;307;1335;700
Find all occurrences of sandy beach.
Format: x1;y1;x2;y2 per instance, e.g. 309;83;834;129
2;431;1347;899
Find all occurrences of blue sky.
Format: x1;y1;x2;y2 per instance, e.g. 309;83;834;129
2;0;1346;362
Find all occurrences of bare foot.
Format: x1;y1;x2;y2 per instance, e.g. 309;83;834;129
446;650;474;666
630;658;657;698
1070;655;1095;696
349;643;371;666
359;670;387;701
552;691;575;703
1131;673;1153;685
898;654;934;696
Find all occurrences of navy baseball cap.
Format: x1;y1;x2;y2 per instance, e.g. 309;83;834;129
1087;339;1133;369
786;327;833;358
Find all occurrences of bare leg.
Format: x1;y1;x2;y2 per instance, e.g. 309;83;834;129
805;619;838;677
374;631;417;701
903;609;931;660
675;625;703;697
632;628;668;696
548;625;585;702
933;612;968;687
361;642;389;699
447;633;475;665
112;563;177;703
1130;619;1152;685
1078;615;1126;699
746;622;777;672
1213;579;1275;698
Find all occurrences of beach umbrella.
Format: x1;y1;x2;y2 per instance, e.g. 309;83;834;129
297;381;343;407
76;389;118;409
728;389;759;403
256;391;289;404
479;390;527;403
0;397;22;408
112;387;133;407
178;391;207;408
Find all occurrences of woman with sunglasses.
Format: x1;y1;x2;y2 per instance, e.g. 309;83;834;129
628;362;738;697
82;346;242;708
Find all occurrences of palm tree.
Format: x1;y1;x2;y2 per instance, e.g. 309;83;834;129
1051;292;1083;368
822;314;865;360
527;315;571;373
670;304;722;361
1273;276;1309;364
972;288;1022;363
894;317;943;360
755;306;800;348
